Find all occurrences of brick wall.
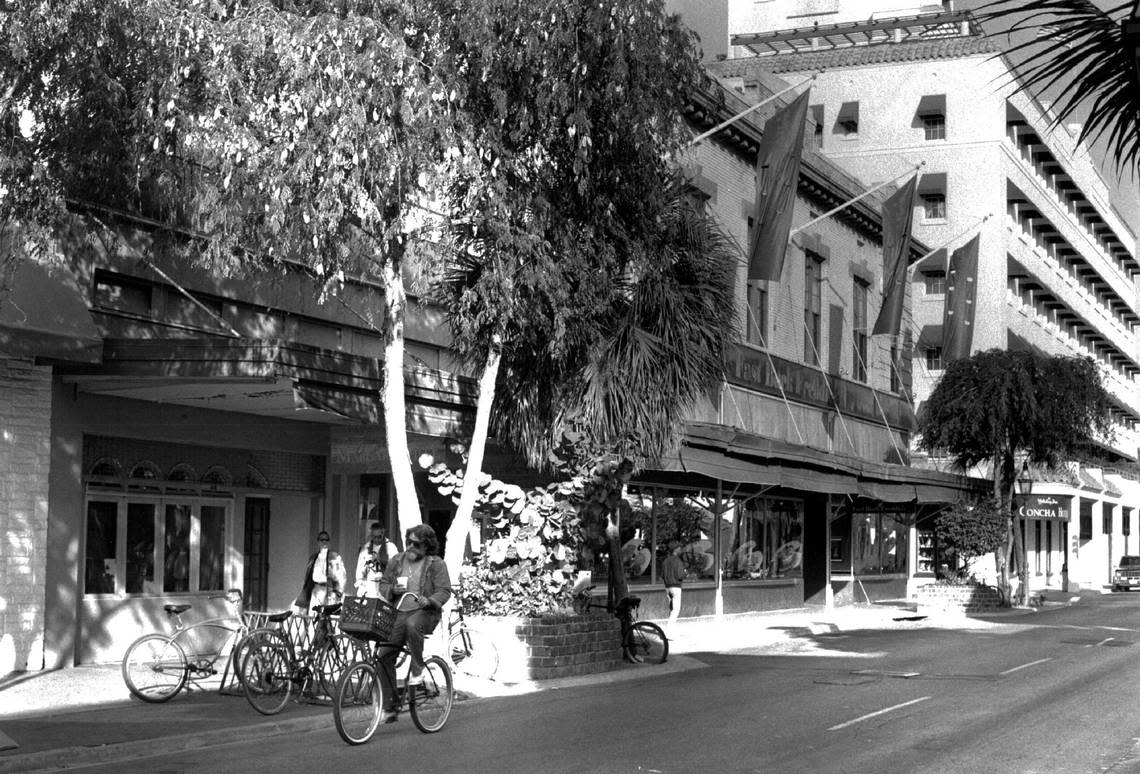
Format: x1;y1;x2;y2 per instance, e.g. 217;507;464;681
468;613;624;682
916;583;1004;613
0;360;52;673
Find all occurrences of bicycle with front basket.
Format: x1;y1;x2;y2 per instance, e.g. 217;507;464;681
573;585;668;664
121;588;258;702
333;592;455;744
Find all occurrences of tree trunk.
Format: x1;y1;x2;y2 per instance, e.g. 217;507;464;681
1012;498;1028;606
606;514;628;612
380;252;421;541
443;334;502;589
994;453;1012;606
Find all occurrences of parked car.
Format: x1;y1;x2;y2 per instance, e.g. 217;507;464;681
1112;555;1140;592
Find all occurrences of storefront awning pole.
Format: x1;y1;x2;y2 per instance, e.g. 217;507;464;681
714;481;724;617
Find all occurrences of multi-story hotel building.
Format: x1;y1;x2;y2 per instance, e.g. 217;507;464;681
698;0;1140;594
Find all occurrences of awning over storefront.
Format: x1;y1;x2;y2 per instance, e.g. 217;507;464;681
60;338;476;432
667;422;984;504
293;380;382;424
0;260;102;363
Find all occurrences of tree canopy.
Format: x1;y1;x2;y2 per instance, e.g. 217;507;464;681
4;1;738;560
918;348;1112;469
426;0;732;469
918;348;1112;604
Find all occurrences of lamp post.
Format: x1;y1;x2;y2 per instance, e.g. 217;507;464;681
1014;460;1034;606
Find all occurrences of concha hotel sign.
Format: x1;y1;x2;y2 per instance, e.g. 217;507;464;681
1015;494;1069;521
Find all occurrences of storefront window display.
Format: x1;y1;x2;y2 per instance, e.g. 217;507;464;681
617;487;804;586
851;508;909;575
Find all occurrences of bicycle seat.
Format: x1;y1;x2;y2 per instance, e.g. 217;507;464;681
615;596;641;613
164;604;192;615
316;603;342;616
265;610;293;623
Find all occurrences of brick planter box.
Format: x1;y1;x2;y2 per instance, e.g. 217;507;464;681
916;583;1005;613
461;613;623;683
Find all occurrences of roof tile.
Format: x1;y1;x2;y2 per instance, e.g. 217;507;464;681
711;36;1003;77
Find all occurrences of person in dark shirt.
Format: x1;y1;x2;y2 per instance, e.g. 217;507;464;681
660;540;686;634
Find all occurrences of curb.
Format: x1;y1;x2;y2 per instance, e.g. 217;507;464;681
0;714;330;774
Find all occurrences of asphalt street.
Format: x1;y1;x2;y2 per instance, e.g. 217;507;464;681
51;593;1140;774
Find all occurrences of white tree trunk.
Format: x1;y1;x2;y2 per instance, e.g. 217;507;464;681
444;335;501;586
381;256;421;540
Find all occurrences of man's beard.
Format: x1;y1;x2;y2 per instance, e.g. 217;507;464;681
406;547;424;561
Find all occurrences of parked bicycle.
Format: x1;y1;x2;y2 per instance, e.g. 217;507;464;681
121;588;257;702
444;604;499;680
333;592;455;744
573;586;668;664
239;602;361;715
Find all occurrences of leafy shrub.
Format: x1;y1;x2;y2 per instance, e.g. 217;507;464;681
935;498;1006;575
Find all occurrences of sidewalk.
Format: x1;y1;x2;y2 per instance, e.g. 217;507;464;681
0;598;1068;773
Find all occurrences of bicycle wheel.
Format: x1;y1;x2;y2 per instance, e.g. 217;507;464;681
409;655;453;733
242;630;293;715
228;630;260;689
315;634;358;699
627;621;668;664
448;625;499;680
333;661;382;745
122;634;188;702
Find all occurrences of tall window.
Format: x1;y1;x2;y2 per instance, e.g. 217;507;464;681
889;344;901;392
922;193;947;220
804;253;824;365
923;270;946;294
916;94;947;141
836;101;859;137
852;278;869;382
922;113;946;140
924;347;943;371
852;508;910;575
746;282;768;346
810;104;824;151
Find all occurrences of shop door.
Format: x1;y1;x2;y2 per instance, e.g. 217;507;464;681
243;498;270;612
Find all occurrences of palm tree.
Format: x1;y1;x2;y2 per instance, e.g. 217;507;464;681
431;174;740;594
977;1;1140;170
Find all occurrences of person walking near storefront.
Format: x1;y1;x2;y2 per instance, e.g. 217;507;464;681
375;524;452;723
661;540;686;635
295;530;347;614
355;520;397;598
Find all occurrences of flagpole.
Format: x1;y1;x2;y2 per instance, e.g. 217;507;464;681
789;162;926;237
908;212;993;265
688;72;821;148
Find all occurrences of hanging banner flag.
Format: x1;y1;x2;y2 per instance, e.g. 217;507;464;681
942;234;980;362
872;175;918;336
747;89;811;281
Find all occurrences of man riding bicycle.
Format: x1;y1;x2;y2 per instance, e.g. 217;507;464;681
375;524;452;723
